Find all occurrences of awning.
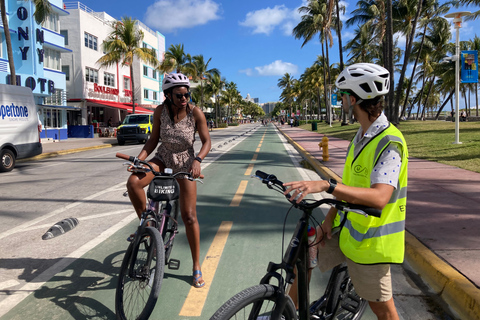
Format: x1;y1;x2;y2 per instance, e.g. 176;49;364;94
84;99;154;114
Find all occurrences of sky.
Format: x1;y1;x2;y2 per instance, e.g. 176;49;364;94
73;0;480;105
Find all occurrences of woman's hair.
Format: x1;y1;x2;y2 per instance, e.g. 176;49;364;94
344;89;384;121
163;87;191;122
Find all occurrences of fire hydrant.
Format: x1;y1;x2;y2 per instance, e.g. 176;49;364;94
318;136;329;161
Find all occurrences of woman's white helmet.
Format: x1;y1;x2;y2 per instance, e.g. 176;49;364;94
335;63;390;100
162;73;190;91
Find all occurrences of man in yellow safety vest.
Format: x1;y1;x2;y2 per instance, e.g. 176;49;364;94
285;63;408;320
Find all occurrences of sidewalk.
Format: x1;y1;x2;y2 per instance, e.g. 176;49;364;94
277;124;480;320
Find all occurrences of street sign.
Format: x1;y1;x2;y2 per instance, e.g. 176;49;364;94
281;110;286;115
331;94;337;106
461;50;478;83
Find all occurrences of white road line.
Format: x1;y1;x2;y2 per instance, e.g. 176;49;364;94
21;209;133;233
0;212;137;318
0;182;126;240
0;280;20;291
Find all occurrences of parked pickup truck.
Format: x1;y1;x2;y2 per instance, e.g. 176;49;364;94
116;114;153;145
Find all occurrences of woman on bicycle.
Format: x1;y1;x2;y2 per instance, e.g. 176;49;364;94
126;72;211;288
284;63;408;320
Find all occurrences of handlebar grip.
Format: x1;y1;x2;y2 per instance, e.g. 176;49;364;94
255;170;276;180
348;204;382;218
116;152;136;162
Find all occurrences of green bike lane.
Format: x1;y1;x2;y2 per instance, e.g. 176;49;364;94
0;125;374;320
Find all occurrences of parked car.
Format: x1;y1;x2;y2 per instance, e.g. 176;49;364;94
116;114;153;145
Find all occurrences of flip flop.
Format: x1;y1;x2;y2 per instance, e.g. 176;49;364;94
193;270;205;288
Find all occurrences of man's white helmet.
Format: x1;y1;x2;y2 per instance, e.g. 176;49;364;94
335;63;390;100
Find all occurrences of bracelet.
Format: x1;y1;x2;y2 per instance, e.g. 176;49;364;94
194;156;202;163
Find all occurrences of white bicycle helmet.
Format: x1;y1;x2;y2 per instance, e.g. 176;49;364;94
162;73;190;91
335;63;390;100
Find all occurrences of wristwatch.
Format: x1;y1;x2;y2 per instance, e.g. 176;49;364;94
194;156;202;163
326;178;337;194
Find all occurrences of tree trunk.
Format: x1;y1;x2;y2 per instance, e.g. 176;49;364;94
394;0;423;120
321;43;329;121
1;0;16;85
385;0;395;122
435;90;454;119
130;64;136;114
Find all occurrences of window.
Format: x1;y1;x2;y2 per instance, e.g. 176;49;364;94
60;30;68;45
44;48;61;70
104;72;115;87
143;66;148;76
84;32;98;51
62;65;70;81
86;67;98;83
152;70;157;79
124;77;131;90
42;12;59;32
153;91;157;100
144;89;149;99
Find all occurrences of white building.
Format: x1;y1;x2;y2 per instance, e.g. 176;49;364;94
60;2;164;132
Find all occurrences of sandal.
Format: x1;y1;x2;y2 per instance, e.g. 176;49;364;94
193;270;205;288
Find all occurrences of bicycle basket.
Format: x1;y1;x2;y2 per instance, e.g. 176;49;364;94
147;177;180;201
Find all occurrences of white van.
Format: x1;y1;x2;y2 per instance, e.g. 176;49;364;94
0;84;42;172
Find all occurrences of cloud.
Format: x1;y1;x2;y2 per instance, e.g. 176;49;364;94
240;4;301;36
241;60;298;76
144;0;221;33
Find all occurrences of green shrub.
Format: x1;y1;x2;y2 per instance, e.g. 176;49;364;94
217;123;228;128
228;122;239;126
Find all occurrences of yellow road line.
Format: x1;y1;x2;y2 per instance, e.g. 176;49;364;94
255;147;261;153
252;154;258;161
179;221;233;317
245;163;255;176
230;180;248;206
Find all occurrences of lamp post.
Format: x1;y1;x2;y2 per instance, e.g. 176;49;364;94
328;84;334;127
445;11;471;145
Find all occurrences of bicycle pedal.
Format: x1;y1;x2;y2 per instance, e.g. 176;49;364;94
341;294;361;313
168;259;180;270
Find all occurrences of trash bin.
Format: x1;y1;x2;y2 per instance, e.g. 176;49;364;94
311;122;317;131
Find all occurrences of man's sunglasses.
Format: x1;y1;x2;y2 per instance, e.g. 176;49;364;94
174;92;191;99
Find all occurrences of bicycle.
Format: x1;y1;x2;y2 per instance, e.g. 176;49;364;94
115;152;203;320
210;170;381;320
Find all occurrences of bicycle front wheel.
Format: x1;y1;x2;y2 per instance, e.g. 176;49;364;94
210;284;297;320
115;227;165;320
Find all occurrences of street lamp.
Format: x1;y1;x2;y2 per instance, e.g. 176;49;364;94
445;11;471;145
328;84;334;127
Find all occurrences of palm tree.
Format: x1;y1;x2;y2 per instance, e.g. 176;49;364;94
97;17;158;114
205;73;225;127
185;55;219;111
1;0;52;85
222;81;241;123
158;43;190;74
277;73;296;116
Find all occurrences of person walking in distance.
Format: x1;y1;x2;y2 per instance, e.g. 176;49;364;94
284;63;408;320
126;73;211;288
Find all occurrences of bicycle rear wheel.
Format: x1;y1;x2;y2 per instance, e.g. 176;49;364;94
115;227;165;320
210;284;297;320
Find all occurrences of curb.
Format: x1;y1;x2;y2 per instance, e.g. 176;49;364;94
277;126;480;320
19;144;115;162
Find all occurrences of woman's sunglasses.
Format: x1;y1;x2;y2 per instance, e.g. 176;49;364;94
174;92;191;99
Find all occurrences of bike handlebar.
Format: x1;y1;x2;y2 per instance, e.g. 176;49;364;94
254;170;381;218
116;152;204;181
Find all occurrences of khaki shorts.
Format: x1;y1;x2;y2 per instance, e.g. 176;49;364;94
316;233;393;302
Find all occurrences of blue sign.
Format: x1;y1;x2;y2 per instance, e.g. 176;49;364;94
331;94;337;106
461;50;478;83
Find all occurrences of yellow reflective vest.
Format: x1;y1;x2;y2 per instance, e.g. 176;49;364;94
338;124;408;264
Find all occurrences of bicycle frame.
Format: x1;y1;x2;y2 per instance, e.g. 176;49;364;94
254;207;314;320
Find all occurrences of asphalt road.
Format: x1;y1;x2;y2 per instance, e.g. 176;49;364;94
0;123;453;319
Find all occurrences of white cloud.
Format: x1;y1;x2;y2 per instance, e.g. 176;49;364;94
144;0;221;33
251;60;298;76
240;4;301;36
239;68;254;76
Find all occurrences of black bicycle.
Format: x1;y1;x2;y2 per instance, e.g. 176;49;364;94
210;170;381;320
115;152;202;320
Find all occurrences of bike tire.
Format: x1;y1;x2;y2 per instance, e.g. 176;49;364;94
210;284;297;320
161;200;178;263
115;227;165;320
325;264;367;320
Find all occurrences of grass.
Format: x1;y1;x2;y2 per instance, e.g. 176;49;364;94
300;119;480;173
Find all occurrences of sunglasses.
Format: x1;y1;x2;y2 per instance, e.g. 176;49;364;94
339;91;351;97
174;92;191;99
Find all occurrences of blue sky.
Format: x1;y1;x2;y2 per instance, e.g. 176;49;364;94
73;0;479;105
